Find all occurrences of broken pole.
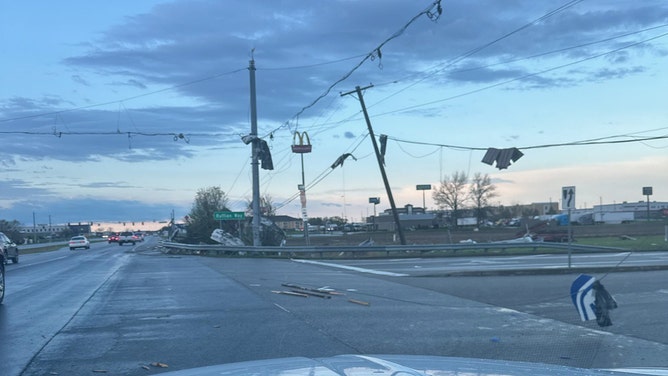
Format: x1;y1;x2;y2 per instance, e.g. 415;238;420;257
341;85;406;245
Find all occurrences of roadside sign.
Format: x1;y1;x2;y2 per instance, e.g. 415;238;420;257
643;186;653;196
561;186;576;210
570;274;596;322
416;184;432;190
214;211;245;220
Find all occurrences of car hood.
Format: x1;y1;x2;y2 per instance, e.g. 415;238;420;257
159;354;668;375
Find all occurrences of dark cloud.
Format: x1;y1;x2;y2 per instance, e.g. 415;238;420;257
3;0;667;165
71;75;90;86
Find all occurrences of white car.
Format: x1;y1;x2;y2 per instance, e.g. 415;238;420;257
69;236;90;250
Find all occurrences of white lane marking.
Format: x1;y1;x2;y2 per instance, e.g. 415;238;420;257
274;303;290;313
292;259;409;277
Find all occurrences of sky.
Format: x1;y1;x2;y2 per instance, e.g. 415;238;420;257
1;0;667;226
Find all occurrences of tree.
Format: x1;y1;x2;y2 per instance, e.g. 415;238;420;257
432;171;469;227
245;194;276;217
469;172;497;226
0;219;22;243
186;186;231;244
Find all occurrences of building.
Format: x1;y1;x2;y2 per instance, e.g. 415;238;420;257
20;220;170;236
592;201;668;221
268;215;301;231
372;204;440;231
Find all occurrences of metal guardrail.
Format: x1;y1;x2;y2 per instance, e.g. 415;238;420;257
158;241;628;258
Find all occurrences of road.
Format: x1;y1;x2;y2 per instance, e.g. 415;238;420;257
303;251;668;276
1;238;667;375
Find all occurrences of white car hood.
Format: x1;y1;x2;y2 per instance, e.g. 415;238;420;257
159;354;668;375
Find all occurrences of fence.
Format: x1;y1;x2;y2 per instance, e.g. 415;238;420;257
158;241;627;258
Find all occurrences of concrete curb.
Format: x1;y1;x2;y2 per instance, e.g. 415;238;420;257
415;264;668;277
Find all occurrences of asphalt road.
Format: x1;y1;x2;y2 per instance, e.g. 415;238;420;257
1;238;667;375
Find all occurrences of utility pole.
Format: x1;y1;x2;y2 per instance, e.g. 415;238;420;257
341;85;406;245
249;58;261;246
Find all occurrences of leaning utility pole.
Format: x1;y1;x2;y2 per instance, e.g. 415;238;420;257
249;58;261;246
341;85;406;245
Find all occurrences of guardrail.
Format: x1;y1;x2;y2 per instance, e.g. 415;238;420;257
158;241;628;258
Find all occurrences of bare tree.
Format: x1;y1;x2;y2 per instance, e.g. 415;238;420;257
469;172;497;226
245;194;276;217
432;171;469;227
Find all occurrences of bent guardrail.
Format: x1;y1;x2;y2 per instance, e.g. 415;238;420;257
158;241;628;258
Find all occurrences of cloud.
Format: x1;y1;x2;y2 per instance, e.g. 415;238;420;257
71;75;90;86
3;197;185;225
111;79;148;89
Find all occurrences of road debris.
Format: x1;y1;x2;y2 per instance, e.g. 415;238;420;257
271;290;309;298
274;283;369;305
348;298;370;306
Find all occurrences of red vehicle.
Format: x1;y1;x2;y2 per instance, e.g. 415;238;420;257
108;233;120;243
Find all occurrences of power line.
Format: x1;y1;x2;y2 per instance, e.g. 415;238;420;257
261;0;443;139
370;22;668;110
0;68;247;123
371;30;668;119
385;133;668;153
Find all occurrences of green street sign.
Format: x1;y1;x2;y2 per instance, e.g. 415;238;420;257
214;211;246;220
416;184;432;190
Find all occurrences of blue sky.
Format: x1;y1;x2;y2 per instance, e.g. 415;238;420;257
1;0;667;226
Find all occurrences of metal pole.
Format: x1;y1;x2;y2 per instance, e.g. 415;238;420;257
33;211;37;244
342;85;406;245
301;153;310;245
567;208;572;268
249;58;261;246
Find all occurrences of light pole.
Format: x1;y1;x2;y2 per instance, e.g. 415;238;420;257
293;132;312;245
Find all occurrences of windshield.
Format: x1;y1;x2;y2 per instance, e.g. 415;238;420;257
1;1;667;375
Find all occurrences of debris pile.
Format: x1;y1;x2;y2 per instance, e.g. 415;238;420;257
271;283;369;306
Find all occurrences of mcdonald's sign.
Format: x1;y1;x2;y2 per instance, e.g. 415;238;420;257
291;131;312;153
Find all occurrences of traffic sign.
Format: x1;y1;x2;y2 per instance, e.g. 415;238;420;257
214;211;245;220
561;186;576;210
570;274;596;322
416;184;432;190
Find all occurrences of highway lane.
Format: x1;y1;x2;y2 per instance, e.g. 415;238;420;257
308;251;668;276
0;238;137;376
2;244;667;375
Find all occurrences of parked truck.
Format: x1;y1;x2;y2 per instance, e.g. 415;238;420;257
594;212;634;224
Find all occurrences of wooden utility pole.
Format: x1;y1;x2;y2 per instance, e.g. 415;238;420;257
341;85;406;245
249;58;261;246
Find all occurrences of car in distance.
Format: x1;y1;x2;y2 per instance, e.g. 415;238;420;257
108;233;120;243
118;231;136;246
0;231;19;264
69;236;90;250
